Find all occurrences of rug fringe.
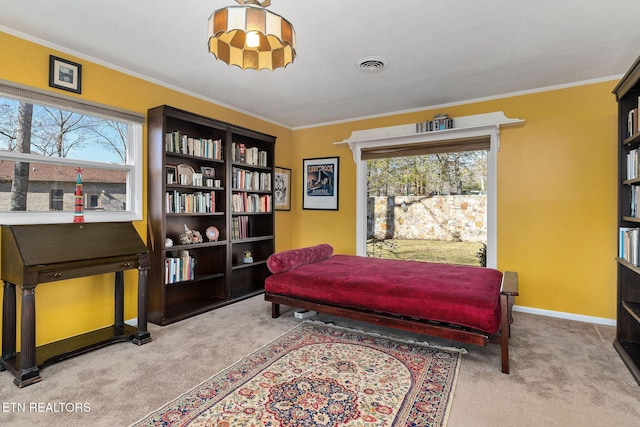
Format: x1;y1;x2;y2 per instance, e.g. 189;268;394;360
302;319;468;354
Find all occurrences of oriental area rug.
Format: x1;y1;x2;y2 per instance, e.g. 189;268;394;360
132;322;462;427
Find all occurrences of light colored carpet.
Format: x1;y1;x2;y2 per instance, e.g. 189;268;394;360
0;295;638;426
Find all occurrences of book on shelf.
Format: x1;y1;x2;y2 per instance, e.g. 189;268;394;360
629;108;639;138
632;185;640;217
164;255;196;284
416;113;454;133
231;193;272;213
231;215;251;240
231;142;268;166
627;148;640;180
165;131;223;160
165;190;216;213
620;227;640;266
232;167;271;191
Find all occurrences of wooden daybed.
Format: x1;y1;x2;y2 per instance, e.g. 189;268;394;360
264;244;519;373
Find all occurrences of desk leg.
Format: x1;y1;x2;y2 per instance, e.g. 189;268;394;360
114;271;124;327
1;281;16;363
133;256;151;345
16;286;41;387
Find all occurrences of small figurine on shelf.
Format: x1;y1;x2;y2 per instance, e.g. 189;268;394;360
73;167;84;223
179;224;203;245
243;251;253;264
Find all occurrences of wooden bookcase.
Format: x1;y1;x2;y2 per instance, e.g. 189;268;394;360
613;55;640;386
147;105;275;325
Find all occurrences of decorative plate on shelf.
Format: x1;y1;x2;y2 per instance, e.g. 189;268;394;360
205;226;219;242
177;163;195;186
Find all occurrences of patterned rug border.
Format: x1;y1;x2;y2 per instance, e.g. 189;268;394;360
131;321;463;426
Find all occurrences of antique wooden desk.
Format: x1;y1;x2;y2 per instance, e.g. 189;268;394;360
0;222;151;387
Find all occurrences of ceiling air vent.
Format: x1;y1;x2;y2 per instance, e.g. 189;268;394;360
356;56;389;73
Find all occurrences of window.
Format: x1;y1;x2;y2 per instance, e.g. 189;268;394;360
366;150;488;266
339;112;526;269
49;188;63;211
85;192;102;210
0;82;143;224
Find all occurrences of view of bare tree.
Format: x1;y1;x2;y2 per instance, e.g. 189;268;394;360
0;98;128;212
89;119;127;163
10;101;32;211
367;151;487;197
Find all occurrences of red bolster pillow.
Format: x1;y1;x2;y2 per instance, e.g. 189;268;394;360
267;244;334;274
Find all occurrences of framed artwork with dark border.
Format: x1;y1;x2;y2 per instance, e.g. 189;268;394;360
303;157;339;210
49;55;82;94
274;166;291;211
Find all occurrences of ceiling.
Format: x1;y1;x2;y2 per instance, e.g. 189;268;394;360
2;0;640;129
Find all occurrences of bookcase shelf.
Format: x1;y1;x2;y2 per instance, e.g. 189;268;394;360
624;132;640;146
614;55;640;386
147;105;276;325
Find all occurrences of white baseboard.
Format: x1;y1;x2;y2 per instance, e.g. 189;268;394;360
513;305;616;327
125;318;138;327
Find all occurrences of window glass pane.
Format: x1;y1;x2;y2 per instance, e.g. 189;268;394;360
0;161;126;213
0;97;126;164
366;150;488;266
0;89;141;223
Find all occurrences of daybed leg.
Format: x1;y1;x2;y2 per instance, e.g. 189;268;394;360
271;302;280;318
500;293;510;374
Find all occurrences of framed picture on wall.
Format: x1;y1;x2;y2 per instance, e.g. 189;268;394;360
49;55;82;94
274;166;291;211
303;157;339;210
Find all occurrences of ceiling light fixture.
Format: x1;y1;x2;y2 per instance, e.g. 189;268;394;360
208;0;296;71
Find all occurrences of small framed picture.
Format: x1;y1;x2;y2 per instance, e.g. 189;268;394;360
49;55;82;94
274;166;291;211
200;166;216;178
303;157;339;210
165;164;178;185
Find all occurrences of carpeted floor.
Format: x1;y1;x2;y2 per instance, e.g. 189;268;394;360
0;295;639;426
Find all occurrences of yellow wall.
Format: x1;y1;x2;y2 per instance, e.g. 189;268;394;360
290;82;618;320
0;30;620;349
0;31;293;346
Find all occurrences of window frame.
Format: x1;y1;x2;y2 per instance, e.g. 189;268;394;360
49;188;64;211
0;80;144;225
338;112;525;269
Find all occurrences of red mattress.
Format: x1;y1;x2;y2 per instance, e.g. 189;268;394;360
265;253;504;334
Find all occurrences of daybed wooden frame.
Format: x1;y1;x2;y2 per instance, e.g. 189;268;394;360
266;271;519;374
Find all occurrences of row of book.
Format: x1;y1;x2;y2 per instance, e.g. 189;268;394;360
166;190;216;214
165;255;196;284
231;193;272;213
416;113;454;133
627;148;640;180
628;96;640;138
231;215;250;240
231;142;268;166
620;227;640;266
232;168;271;191
632;185;640;217
165;131;223;160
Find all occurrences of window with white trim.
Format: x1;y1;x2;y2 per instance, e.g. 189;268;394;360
338;112;525;269
0;81;143;224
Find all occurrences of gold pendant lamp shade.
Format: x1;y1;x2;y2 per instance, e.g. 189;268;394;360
208;0;296;71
